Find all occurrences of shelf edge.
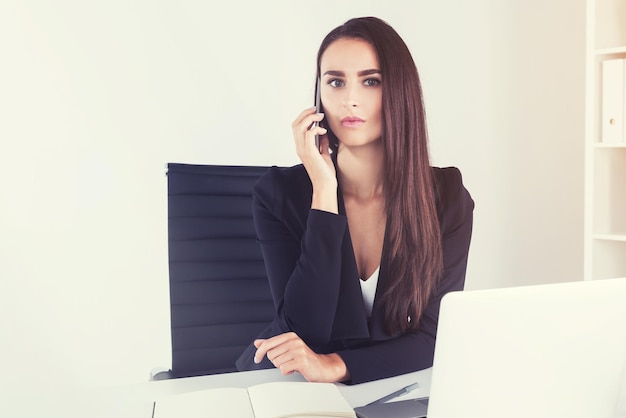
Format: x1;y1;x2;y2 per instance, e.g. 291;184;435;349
593;234;626;242
593;143;626;148
595;46;626;56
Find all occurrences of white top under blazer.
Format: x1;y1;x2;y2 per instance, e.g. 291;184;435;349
359;266;380;318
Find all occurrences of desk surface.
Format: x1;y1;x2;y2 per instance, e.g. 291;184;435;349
0;367;432;418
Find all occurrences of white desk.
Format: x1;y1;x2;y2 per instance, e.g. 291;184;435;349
0;367;431;418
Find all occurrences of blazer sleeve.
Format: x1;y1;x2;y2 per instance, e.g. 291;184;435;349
336;167;474;384
252;167;348;344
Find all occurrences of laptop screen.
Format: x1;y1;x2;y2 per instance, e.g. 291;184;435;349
427;277;626;418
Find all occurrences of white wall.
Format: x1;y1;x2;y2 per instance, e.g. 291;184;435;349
0;0;585;396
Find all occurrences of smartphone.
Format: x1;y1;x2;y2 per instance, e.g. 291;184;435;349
314;77;321;149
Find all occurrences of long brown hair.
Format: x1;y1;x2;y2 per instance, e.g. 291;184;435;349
316;17;443;335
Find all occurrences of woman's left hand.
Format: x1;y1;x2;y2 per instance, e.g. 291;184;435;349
253;332;349;383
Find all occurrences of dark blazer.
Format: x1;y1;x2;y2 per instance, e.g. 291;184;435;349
236;164;474;384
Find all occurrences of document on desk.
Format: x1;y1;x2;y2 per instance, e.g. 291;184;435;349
152;381;356;418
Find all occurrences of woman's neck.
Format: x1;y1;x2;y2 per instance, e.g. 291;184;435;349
336;142;385;201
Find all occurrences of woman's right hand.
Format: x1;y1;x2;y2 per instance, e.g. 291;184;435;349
292;107;338;214
254;332;349;383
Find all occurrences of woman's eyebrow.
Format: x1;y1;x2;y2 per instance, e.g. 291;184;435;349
322;69;381;77
358;69;381;76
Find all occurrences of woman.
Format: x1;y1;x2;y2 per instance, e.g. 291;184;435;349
236;17;474;384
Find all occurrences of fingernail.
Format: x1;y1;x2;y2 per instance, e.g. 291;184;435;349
254;356;259;364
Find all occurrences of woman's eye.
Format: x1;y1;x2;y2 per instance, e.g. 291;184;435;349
364;78;381;87
329;79;344;88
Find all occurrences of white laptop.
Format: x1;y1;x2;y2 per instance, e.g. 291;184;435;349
357;277;626;418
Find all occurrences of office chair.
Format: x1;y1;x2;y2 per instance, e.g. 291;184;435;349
154;163;275;379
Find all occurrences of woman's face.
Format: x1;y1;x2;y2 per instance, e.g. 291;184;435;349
319;38;383;149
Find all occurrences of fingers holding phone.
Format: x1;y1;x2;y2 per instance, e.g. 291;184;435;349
292;107;337;212
292;108;327;156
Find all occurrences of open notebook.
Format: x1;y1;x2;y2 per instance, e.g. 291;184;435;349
152;381;355;418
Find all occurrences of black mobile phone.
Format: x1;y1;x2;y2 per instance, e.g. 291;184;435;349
314;77;321;149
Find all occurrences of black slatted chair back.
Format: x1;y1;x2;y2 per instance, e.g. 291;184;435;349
166;163;274;377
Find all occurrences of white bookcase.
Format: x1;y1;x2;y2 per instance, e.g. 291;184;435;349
584;0;626;280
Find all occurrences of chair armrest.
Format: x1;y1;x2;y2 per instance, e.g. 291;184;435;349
150;367;174;381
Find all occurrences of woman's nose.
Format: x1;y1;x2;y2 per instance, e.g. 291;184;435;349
342;85;359;108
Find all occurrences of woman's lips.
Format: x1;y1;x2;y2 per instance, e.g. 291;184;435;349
341;116;365;128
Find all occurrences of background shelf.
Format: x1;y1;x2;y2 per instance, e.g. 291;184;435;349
585;0;626;280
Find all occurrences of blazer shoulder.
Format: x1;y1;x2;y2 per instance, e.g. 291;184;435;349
432;166;474;223
253;164;312;215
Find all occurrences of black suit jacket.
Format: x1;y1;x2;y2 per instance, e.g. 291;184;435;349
236;164;474;384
